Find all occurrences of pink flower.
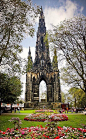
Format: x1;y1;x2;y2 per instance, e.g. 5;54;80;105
21;131;25;134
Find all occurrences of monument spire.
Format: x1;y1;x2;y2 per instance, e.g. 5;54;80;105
27;46;33;71
33;6;52;70
40;6;43;17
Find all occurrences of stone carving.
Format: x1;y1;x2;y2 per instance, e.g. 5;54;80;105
25;7;61;108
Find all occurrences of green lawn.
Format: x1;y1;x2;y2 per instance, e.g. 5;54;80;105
13;110;55;113
19;110;36;113
0;112;86;131
0;115;46;131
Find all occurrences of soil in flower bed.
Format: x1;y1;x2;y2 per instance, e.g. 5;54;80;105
24;113;68;122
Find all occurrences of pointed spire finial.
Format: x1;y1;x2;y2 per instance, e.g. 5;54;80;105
40;6;43;17
41;6;43;11
28;47;31;56
28;46;33;63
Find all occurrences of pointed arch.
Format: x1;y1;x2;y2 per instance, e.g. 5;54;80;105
39;80;47;102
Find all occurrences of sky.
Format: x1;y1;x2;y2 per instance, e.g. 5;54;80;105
20;0;86;99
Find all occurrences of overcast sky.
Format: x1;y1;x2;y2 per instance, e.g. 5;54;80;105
20;0;86;99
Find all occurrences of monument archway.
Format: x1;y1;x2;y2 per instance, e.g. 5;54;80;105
25;7;61;108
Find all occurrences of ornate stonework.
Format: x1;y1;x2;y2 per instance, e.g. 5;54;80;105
25;7;61;108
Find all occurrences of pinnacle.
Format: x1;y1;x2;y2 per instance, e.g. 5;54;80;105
41;6;43;11
40;6;43;17
28;47;31;56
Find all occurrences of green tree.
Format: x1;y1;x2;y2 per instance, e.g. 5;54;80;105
44;32;49;55
52;48;58;70
44;32;49;47
0;73;22;113
49;15;86;94
26;55;33;72
0;0;39;75
61;92;66;103
69;87;86;108
64;93;73;107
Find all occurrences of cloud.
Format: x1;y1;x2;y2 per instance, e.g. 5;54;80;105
80;6;84;13
44;0;82;30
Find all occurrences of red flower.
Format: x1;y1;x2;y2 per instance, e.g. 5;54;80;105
6;128;11;132
28;129;31;132
24;128;27;130
54;136;60;139
43;134;47;137
83;129;86;132
47;136;50;138
2;132;5;134
62;133;65;136
40;125;43;128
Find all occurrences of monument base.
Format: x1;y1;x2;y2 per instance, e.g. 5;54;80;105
24;101;61;110
24;101;38;109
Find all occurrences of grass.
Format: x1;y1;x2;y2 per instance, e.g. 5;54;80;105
0;111;86;131
58;114;86;128
19;110;36;113
0;115;46;131
13;110;55;113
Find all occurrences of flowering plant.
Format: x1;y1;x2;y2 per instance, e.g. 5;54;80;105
9;117;22;129
0;126;86;139
24;113;68;122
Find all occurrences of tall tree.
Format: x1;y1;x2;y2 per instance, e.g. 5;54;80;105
61;92;66;103
49;15;86;94
69;87;86;108
0;73;22;113
0;0;39;75
0;73;22;104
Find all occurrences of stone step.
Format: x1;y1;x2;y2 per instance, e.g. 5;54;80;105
34;102;53;109
38;102;49;105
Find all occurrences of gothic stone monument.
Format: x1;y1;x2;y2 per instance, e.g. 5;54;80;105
25;7;61;108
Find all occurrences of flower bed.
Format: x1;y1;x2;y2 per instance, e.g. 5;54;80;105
35;109;54;113
0;126;86;139
24;113;68;122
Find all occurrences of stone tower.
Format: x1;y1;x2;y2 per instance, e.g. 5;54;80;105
25;7;61;108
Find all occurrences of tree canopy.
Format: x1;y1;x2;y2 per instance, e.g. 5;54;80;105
0;0;39;75
69;87;86;108
49;15;86;94
0;73;22;104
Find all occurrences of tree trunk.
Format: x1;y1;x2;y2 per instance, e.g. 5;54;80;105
0;101;1;115
75;98;76;108
85;90;86;107
11;103;12;113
